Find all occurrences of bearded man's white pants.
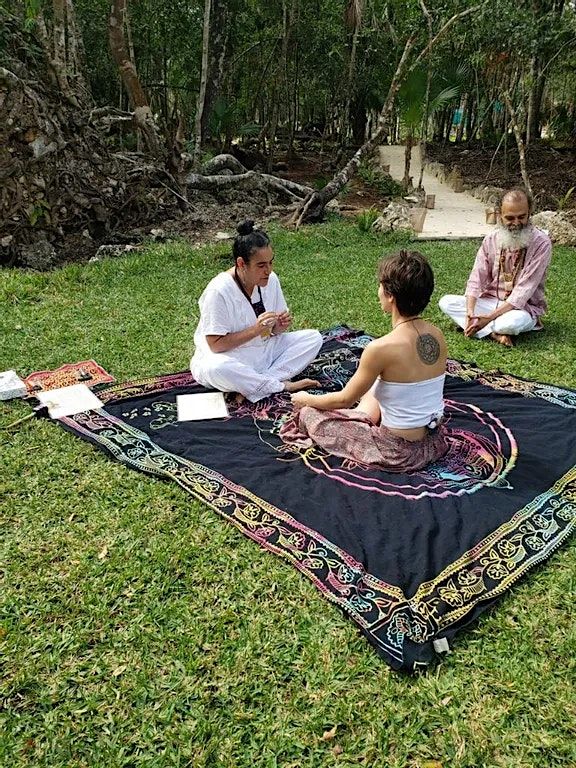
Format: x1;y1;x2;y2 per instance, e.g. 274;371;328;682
438;295;537;338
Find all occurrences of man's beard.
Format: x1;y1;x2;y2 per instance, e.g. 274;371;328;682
496;224;531;250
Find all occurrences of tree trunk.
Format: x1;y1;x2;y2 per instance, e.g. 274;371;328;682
108;0;161;156
417;140;426;189
285;0;300;162
266;89;280;172
109;1;148;108
466;99;475;142
266;0;296;172
418;0;433;188
526;56;546;145
292;36;416;226
455;93;468;143
165;114;187;206
36;3;80;107
287;37;300;161
52;0;67;82
193;0;212;169
351;95;367;145
64;0;89;102
201;0;231;141
433;107;447;142
503;91;533;198
342;0;365;147
444;107;454;143
526;0;566;145
290;3;482;225
402;130;413;190
123;3;141;152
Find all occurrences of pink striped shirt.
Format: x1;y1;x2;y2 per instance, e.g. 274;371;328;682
466;226;552;322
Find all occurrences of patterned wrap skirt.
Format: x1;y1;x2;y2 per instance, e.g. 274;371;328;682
280;406;449;473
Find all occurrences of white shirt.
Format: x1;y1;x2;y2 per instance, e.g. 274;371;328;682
192;271;288;369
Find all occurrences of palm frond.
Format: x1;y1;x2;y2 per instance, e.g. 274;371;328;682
430;85;461;112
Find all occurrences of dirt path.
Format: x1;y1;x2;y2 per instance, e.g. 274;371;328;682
378;145;495;240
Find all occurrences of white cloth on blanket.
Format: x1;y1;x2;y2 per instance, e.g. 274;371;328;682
438;295;538;338
190;271;322;402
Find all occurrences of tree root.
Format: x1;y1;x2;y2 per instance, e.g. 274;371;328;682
185;157;312;204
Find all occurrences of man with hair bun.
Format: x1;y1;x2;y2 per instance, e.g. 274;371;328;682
190;220;322;402
439;187;552;347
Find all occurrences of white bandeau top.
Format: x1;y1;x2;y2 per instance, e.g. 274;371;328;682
371;373;445;429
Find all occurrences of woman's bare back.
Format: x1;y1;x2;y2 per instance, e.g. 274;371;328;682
372;319;447;383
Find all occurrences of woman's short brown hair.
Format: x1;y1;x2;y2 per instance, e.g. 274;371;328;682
378;250;434;316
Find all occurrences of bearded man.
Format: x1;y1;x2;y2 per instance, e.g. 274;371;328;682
438;188;552;347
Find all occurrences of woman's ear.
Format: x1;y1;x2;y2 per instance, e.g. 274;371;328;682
379;284;391;300
382;291;396;312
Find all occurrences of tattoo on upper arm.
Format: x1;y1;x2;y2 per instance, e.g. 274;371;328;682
416;334;440;365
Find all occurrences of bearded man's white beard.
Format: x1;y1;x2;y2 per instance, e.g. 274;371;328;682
496;224;532;250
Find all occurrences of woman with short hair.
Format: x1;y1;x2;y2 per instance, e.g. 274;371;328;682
190;220;322;402
281;250;449;472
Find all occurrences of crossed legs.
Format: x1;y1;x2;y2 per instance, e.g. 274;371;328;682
192;329;323;402
438;294;537;346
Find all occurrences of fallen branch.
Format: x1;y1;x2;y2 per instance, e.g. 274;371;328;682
96;115;135;129
292;34;416;227
291;3;485;226
0;67;21;86
186;170;257;188
113;152;146;164
186;168;311;201
197;154;312;198
89;106;133;122
201;153;247;176
261;173;312;198
158;179;192;209
409;4;484;73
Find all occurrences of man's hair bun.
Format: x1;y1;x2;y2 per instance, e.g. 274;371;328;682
237;220;255;236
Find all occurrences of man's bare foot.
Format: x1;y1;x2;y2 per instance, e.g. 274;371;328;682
490;332;514;348
283;378;320;393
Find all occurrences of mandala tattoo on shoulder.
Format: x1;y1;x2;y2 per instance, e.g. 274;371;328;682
416;333;440;365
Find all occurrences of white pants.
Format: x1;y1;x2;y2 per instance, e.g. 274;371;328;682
191;329;323;402
438;295;537;338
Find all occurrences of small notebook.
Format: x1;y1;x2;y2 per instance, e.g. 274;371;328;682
177;392;229;421
36;383;103;419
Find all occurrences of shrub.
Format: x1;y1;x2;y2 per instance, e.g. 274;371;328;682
312;176;329;190
358;163;403;197
355;207;380;232
556;186;575;211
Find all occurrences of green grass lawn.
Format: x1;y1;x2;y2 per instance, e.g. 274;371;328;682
2;220;576;768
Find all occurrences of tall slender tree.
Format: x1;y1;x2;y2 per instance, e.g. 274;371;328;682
193;0;212;169
108;0;161;155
